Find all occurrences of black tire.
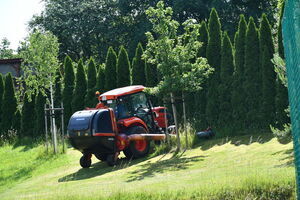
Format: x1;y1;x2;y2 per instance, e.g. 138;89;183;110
94;153;108;161
123;126;150;159
107;154;117;166
80;155;91;168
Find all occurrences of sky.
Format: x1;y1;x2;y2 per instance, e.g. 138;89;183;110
0;0;44;50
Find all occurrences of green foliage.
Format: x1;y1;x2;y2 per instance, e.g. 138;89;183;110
231;15;247;126
218;32;234;125
259;14;275;69
206;8;222;70
0;74;4;126
62;56;75;128
272;54;289;128
275;81;289;128
278;0;285;58
197;21;208;58
259;14;276;126
21;94;36;138
104;47;117;91
34;93;46;137
205;8;222;126
1;73;17;134
145;63;158;87
72;59;87;112
0;38;14;59
19;30;60;99
193;21;209;128
85;58;97;107
12;109;21;134
261;48;276;126
117;46;131;87
144;1;212;93
131;43;146;85
96;64;105;93
30;0;277;61
244;17;261;128
54;68;62;129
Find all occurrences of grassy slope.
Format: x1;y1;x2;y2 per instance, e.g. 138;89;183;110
0;134;296;200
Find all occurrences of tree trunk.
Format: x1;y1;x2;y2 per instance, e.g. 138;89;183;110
182;92;188;149
163;100;170;145
50;81;58;154
171;92;180;151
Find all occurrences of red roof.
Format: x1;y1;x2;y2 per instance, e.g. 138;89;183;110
99;85;145;100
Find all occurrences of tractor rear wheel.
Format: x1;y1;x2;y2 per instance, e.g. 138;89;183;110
80;154;92;168
106;154;118;166
123;126;150;159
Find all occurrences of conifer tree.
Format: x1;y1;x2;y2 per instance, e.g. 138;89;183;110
21;93;35;137
96;64;105;93
0;74;4;126
275;1;289;127
145;63;158;87
205;8;222;125
1;73;17;134
72;59;87;112
54;68;62;129
85;58;97;107
244;17;261;128
117;46;131;87
198;21;209;58
218;32;234;125
132;43;146;85
105;47;117;91
231;15;247;126
259;14;276;126
12;109;21;134
194;21;209;128
259;14;275;68
261;46;276;125
34;92;46;137
63;56;75;128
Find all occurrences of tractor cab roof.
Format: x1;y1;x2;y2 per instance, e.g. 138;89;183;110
99;85;145;101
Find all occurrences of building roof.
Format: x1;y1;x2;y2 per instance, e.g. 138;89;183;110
99;85;145;100
0;58;22;64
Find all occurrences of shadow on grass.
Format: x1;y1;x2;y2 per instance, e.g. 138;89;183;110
274;148;295;168
58;157;149;182
126;154;206;182
197;132;274;151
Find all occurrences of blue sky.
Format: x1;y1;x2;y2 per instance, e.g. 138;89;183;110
0;0;44;50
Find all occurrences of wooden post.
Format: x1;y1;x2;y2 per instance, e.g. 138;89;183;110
182;92;188;149
61;102;65;153
171;92;180;151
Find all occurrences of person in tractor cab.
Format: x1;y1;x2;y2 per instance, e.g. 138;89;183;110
116;99;130;119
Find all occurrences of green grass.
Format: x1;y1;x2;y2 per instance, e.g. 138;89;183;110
0;133;296;200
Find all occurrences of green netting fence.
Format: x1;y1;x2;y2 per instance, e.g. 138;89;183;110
282;0;300;198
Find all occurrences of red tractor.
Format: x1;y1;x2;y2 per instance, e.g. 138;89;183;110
67;85;170;168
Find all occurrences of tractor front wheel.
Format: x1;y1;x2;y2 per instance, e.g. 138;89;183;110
80;154;92;168
94;153;108;162
123;126;150;159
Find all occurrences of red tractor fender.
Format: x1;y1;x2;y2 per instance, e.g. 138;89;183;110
117;117;148;132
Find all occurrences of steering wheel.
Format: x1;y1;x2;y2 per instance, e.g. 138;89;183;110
135;106;148;115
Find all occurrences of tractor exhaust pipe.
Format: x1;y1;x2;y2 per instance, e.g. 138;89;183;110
128;134;166;141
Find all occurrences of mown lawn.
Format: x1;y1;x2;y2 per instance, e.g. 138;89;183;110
0;133;296;200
